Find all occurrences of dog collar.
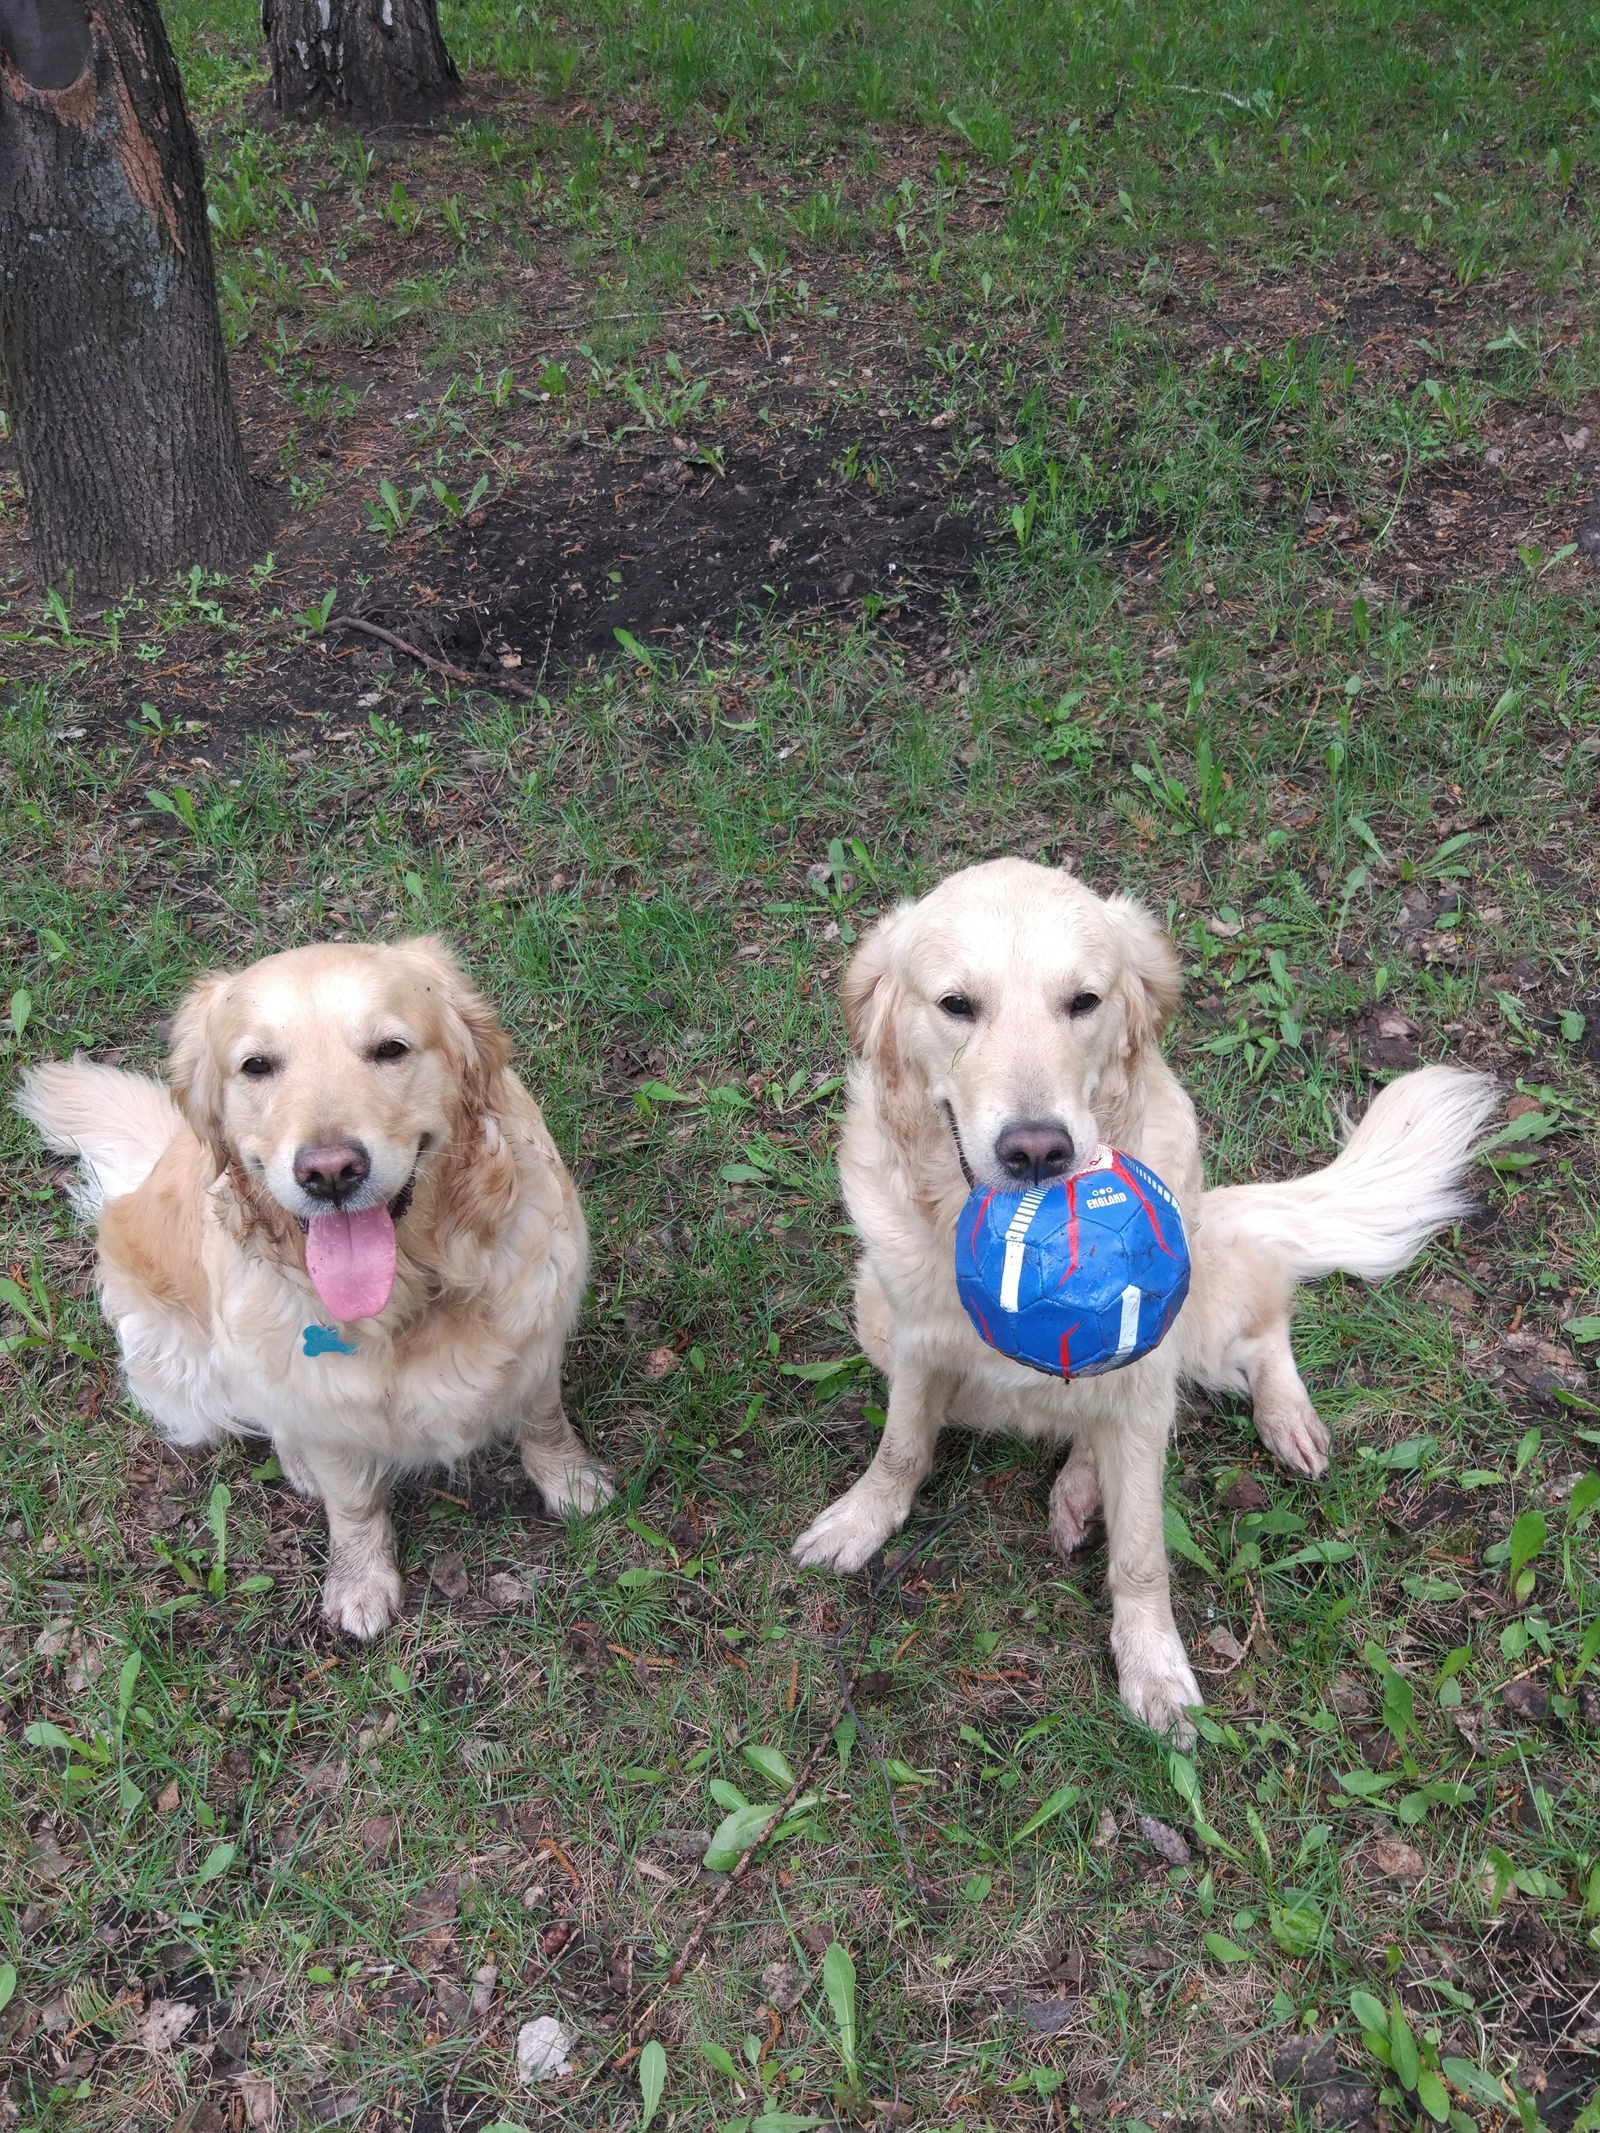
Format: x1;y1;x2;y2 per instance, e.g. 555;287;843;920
940;1103;977;1188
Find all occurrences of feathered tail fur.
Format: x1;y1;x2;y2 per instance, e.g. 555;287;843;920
15;1058;187;1217
1178;1066;1499;1465
1193;1064;1499;1287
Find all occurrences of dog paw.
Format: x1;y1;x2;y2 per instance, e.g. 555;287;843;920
1255;1392;1330;1480
792;1484;906;1575
538;1460;615;1518
323;1563;405;1641
1048;1450;1102;1558
1113;1633;1203;1747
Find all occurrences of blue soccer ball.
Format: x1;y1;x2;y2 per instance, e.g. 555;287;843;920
954;1148;1190;1379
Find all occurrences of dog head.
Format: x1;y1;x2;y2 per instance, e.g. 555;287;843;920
841;857;1180;1189
167;936;508;1226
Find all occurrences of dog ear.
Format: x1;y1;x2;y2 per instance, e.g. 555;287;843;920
166;970;233;1164
839;904;910;1060
404;936;510;1118
1105;895;1182;1053
404;937;521;1251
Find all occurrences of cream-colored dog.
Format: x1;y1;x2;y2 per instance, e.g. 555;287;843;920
20;939;607;1638
792;859;1495;1739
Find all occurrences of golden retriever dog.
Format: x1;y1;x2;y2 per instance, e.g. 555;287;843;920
19;939;608;1638
792;858;1495;1739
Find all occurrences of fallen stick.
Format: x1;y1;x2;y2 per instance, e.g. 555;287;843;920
609;1693;847;2068
578;1508;973;2096
330;614;541;702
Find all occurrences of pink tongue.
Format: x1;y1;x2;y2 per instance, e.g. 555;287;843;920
305;1204;397;1323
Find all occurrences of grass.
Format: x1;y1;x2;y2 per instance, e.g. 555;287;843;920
1;0;1599;2127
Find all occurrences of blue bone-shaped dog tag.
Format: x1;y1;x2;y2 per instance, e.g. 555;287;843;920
303;1324;358;1357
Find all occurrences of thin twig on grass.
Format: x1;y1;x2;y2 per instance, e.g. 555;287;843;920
581;1500;974;2095
330;614;542;702
600;1699;847;2073
836;1657;933;1906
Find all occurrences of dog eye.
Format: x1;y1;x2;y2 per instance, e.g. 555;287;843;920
1067;991;1102;1018
939;993;976;1020
371;1039;410;1063
239;1055;276;1078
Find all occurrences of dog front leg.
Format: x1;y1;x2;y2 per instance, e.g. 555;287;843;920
286;1439;404;1641
792;1356;949;1575
1090;1398;1201;1744
1048;1435;1102;1557
517;1360;613;1517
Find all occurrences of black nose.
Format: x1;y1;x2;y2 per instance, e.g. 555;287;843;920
293;1139;371;1205
994;1119;1075;1186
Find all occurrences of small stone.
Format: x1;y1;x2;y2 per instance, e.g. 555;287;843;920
470;1963;498;2018
515;2014;575;2083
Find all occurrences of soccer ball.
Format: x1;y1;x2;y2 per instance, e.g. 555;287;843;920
954;1147;1190;1379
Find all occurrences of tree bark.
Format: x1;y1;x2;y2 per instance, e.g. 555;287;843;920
0;0;269;599
262;0;459;127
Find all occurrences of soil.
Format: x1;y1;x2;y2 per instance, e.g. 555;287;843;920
3;79;1599;756
362;410;1002;685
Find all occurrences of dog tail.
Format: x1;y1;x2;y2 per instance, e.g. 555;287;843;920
1194;1064;1499;1284
16;1058;187;1216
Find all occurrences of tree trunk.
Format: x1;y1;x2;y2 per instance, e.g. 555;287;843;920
262;0;459;126
0;0;269;600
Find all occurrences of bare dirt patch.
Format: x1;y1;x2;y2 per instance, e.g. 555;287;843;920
357;411;1002;689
